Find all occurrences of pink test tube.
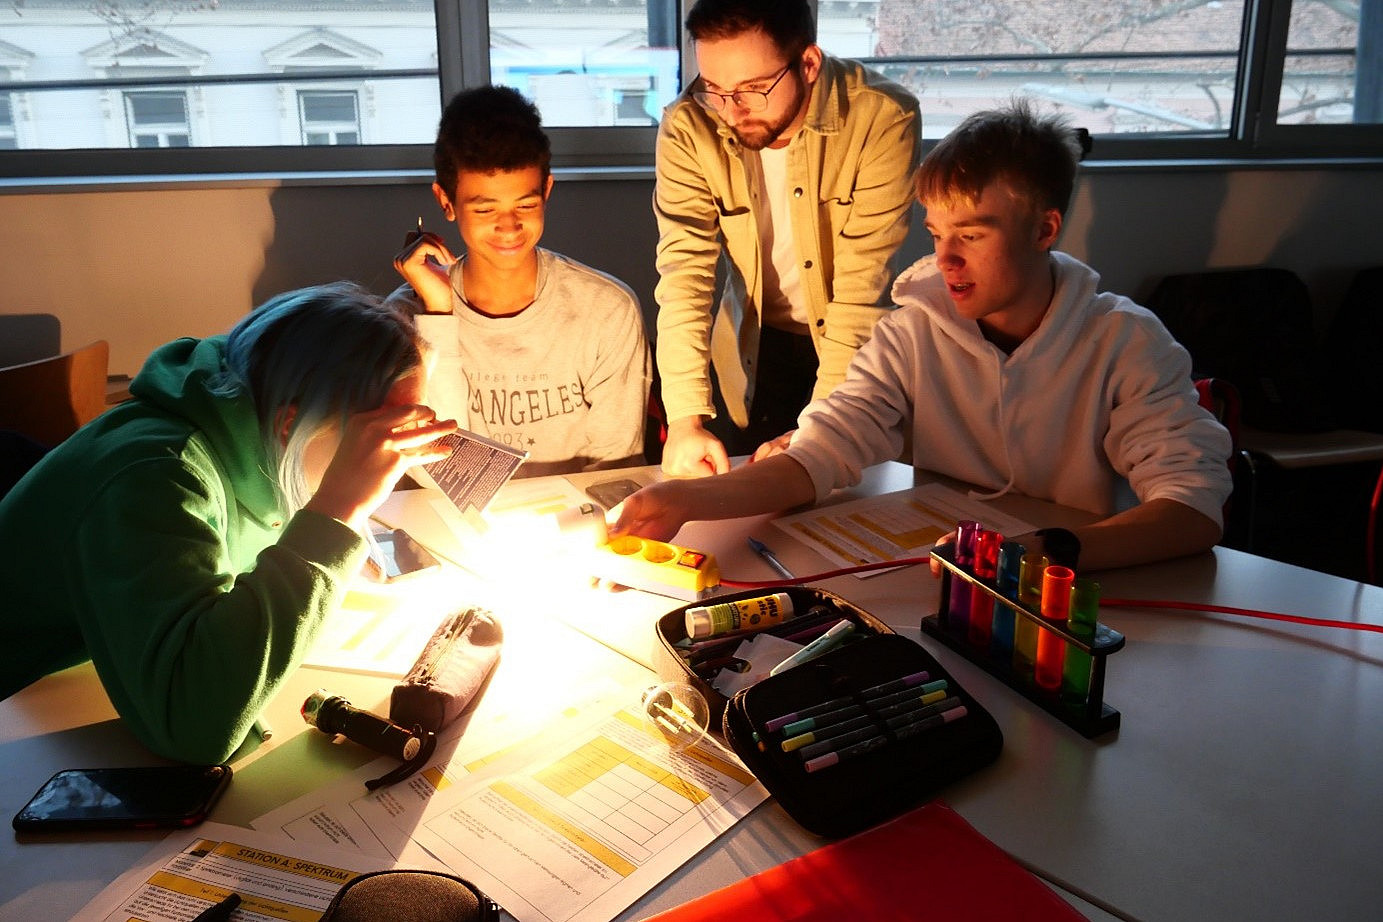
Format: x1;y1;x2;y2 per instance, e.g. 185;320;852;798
967;529;1003;648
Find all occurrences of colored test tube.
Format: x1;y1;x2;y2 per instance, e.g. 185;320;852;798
989;540;1025;661
1035;565;1075;691
945;520;981;635
1062;578;1102;706
1012;552;1048;682
967;529;1003;648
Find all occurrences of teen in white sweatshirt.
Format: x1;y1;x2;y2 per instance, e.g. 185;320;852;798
616;102;1231;572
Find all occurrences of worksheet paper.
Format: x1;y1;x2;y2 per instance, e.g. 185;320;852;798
774;482;1033;574
252;683;631;860
408;705;767;922
70;821;445;922
253;697;766;922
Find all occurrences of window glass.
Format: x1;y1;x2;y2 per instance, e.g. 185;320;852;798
0;0;439;150
0;93;15;149
1278;0;1376;125
126;90;191;147
818;0;1250;139
299;89;361;145
488;0;680;126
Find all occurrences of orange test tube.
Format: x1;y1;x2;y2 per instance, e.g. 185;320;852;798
1035;565;1075;691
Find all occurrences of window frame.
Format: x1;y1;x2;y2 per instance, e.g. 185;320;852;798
0;0;1376;183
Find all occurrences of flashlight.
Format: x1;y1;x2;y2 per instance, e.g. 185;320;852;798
302;690;425;762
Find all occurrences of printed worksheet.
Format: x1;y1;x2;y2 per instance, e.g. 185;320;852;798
774;482;1032;573
70;822;444;922
408;704;768;922
253;684;630;861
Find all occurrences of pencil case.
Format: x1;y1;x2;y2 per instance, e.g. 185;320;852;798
654;588;1003;837
653;586;894;727
389;606;503;734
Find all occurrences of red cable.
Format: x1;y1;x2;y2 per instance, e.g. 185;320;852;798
722;558;1383;635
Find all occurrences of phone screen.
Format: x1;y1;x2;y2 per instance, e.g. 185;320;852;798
585;478;642;509
367;528;440;582
11;764;232;832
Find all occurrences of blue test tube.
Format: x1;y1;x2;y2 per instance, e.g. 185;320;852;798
989;540;1024;661
945;520;981;635
1062;578;1102;707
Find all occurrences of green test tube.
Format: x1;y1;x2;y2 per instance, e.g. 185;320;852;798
1062;577;1102;707
1012;552;1048;684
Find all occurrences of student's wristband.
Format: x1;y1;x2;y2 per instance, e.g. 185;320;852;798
1033;527;1081;570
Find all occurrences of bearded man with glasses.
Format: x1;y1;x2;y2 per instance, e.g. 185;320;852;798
653;0;920;477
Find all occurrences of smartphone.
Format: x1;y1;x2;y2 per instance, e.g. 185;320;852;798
585;478;642;509
366;527;440;582
12;764;232;833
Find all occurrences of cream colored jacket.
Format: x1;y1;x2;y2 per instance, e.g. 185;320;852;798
653;55;921;427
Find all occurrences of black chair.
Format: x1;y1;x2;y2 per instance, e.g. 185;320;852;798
1149;268;1383;581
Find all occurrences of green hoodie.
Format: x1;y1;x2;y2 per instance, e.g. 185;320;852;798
0;336;365;763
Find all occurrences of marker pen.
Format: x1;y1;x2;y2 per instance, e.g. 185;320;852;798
1012;552;1048;682
1062;577;1102;706
777;681;949;737
1035;565;1075;691
769;620;855;675
804;706;970;773
761;669;932;732
967;528;1003;649
945;520;981;634
989;540;1025;661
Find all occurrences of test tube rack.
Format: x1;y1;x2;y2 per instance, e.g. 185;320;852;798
920;544;1124;738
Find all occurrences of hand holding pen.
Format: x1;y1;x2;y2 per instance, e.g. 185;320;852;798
393;216;457;314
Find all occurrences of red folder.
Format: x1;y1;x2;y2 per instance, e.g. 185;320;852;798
643;802;1086;921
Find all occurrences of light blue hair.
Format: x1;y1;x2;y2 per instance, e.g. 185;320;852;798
210;281;423;511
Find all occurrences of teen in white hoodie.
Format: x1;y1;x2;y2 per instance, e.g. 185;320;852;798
616;102;1231;572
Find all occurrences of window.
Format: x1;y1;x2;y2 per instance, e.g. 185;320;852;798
0;0;1376;179
299;90;360;145
125;91;191;147
0;94;15;151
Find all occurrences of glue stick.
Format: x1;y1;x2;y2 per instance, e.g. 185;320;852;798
685;592;794;640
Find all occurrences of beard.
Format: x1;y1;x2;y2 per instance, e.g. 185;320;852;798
727;77;807;151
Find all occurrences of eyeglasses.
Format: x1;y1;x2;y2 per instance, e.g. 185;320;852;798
693;63;794;113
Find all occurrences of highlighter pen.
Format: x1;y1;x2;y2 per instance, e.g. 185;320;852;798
768;620;856;675
783;695;965;751
944;520;981;634
761;669;932;732
989;540;1025;661
796;695;957;761
778;682;951;737
1062;577;1102;706
967;528;1003;649
1012;551;1049;683
803;706;969;773
803;734;891;773
1035;564;1075;692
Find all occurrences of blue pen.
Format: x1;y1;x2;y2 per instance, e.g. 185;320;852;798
769;620;855;675
747;536;796;580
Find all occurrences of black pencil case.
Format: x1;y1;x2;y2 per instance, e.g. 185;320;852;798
389;606;503;734
653;586;895;727
655;588;1003;838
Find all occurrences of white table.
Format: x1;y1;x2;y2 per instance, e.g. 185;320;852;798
5;462;1383;921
